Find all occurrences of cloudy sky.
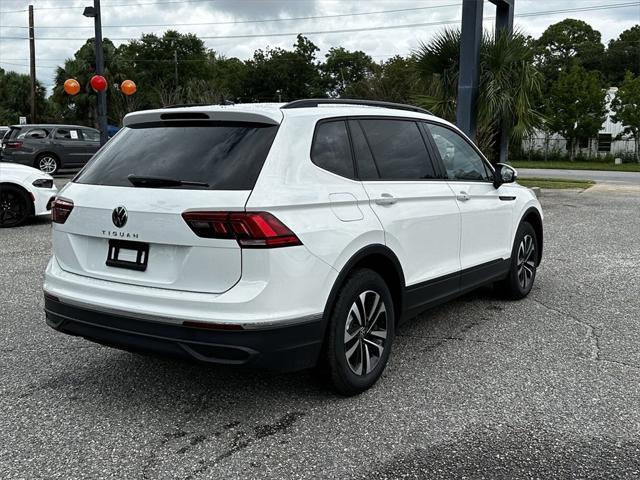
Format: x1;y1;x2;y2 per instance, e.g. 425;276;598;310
1;0;638;93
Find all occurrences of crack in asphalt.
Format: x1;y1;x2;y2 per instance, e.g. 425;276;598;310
532;298;601;361
529;298;640;371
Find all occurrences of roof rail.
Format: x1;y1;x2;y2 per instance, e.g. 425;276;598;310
281;98;432;115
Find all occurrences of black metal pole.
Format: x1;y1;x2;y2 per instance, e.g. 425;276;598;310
491;0;515;164
93;0;108;146
456;0;483;142
28;5;36;123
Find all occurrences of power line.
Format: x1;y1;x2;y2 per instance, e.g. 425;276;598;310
0;3;461;29
0;0;218;14
1;1;638;42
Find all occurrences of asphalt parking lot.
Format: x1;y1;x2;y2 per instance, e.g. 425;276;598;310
2;182;639;479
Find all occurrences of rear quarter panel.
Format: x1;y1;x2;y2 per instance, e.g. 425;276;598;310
246;113;386;275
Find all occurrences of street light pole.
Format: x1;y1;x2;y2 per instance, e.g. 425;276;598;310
84;0;108;146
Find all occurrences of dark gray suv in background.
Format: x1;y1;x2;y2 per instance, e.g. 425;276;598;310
1;124;101;175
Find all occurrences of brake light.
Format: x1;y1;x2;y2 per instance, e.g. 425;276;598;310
182;211;302;248
5;141;22;150
51;198;74;224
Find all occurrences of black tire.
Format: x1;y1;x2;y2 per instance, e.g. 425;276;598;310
322;268;395;396
34;153;59;175
496;222;538;300
0;185;30;228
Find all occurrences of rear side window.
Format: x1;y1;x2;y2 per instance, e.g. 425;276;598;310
75;121;278;190
359;119;437;180
55;128;81;140
311;120;354;179
17;128;49;139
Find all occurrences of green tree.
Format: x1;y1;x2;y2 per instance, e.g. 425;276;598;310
346;56;418;103
611;71;640;161
0;68;48;124
117;30;211;108
414;28;543;160
604;25;640;85
545;62;606;160
208;54;250;101
242;35;325;102
322;47;374;97
535;19;605;81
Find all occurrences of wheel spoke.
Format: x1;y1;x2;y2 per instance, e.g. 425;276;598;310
368;328;387;340
348;302;362;328
366;302;386;335
345;338;360;361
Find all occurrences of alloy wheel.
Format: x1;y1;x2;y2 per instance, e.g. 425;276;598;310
0;190;27;227
517;234;536;290
38;156;57;174
344;290;388;376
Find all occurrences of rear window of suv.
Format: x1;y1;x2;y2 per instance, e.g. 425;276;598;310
75;121;278;190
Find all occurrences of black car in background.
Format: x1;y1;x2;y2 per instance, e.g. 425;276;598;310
0;124;101;175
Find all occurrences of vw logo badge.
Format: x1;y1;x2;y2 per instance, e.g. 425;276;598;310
112;206;128;228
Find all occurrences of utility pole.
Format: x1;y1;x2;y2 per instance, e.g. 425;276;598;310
174;49;178;86
83;0;108;145
28;5;36;123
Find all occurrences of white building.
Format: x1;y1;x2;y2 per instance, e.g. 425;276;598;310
522;87;637;159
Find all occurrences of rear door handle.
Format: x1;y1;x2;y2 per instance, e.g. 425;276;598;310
456;191;470;202
374;193;397;206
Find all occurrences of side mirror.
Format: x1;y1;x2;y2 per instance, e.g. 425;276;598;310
493;163;518;188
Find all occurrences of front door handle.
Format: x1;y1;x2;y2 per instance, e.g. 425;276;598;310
374;193;397;206
456;191;470;202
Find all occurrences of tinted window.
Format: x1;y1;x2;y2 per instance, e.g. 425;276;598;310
360;119;436;180
348;120;378;180
75;121;278;190
17;128;49;139
311;120;354;179
427;124;491;181
82;129;100;142
55;128;81;140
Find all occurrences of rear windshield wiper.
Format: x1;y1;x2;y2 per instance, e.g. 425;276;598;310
127;175;209;188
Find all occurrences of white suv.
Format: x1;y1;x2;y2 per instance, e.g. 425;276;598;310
44;99;543;395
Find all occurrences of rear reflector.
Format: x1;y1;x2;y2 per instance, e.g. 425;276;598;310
51;197;74;224
182;211;302;248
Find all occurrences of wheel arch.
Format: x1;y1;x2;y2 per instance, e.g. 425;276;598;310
519;207;543;265
322;244;406;327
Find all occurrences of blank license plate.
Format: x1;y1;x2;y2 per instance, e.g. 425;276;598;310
106;239;149;271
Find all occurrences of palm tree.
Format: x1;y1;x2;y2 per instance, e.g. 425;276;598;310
413;28;544;161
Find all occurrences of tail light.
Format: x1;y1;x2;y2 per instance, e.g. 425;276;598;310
51;198;74;224
182;211;302;248
4;141;23;150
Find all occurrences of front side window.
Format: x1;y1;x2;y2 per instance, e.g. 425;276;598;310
427;124;492;182
311;120;354;179
55;128;81;140
359;119;436;180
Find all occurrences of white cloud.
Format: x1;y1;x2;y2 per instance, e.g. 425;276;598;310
0;0;638;92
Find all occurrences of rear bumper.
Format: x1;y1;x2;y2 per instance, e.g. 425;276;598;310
45;295;326;372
